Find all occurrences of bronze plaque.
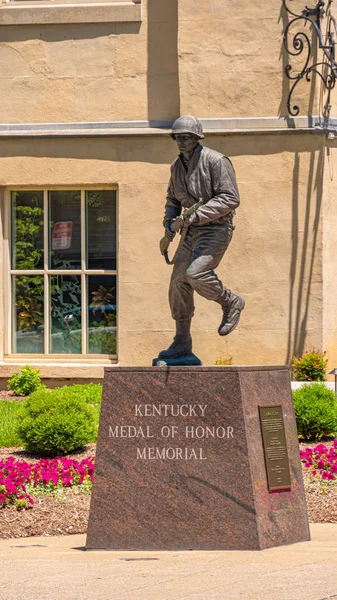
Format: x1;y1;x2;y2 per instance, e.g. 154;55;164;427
259;405;291;492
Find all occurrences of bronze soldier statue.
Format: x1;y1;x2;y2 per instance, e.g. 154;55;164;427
158;115;244;360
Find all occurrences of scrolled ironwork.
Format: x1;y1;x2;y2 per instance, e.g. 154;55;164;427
283;0;337;117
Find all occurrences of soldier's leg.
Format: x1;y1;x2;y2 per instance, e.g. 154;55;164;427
158;234;194;358
185;225;230;301
185;225;244;336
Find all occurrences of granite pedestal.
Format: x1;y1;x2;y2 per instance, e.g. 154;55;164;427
86;366;310;551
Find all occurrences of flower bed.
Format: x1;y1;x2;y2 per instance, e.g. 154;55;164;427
0;456;95;509
300;441;337;481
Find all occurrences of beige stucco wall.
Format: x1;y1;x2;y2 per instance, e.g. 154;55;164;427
0;132;328;373
0;0;182;124
178;0;320;118
0;0;336;377
1;0;322;124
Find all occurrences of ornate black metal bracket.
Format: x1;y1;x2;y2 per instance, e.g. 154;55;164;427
283;0;337;117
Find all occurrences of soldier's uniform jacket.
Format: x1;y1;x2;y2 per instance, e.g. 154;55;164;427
164;144;240;227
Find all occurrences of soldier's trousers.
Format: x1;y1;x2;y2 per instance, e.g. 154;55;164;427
169;223;233;321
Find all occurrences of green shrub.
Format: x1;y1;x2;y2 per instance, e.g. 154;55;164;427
7;365;45;396
215;356;233;365
293;383;337;440
292;350;328;381
0;401;24;447
62;383;102;406
18;387;96;456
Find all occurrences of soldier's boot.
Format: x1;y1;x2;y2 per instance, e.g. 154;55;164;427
218;290;245;336
158;319;192;358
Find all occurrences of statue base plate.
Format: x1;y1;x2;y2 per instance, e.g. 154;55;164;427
152;353;202;366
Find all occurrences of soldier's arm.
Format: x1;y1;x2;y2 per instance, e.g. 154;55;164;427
163;176;182;228
195;157;240;225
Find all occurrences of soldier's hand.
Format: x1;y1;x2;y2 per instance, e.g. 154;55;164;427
188;212;199;226
171;215;185;233
165;229;175;241
164;221;176;241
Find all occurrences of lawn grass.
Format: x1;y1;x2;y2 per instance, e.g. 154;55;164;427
92;404;101;440
0;384;102;449
0;401;23;447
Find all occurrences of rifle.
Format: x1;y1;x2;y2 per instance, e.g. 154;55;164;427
159;199;204;265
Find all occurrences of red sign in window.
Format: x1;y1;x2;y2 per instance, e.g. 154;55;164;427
52;221;73;250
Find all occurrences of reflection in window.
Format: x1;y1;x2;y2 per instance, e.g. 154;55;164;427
13;275;44;353
49;191;81;270
11;191;44;270
10;188;117;356
88;275;116;354
86;190;117;270
50;275;82;354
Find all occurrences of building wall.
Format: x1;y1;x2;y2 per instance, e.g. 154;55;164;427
0;0;336;378
0;0;181;123
177;0;320;118
0;132;328;374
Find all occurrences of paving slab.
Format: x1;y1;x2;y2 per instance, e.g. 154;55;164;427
0;524;336;600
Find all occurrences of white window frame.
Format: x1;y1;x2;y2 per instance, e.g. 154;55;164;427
4;185;118;361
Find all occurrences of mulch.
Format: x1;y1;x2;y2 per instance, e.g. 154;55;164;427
0;391;25;402
0;444;95;539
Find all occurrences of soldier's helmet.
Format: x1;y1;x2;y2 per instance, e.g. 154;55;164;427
170;115;204;139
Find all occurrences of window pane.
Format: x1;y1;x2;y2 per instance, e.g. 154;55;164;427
50;275;82;354
13;275;44;353
49;191;81;270
11;191;44;270
86;190;117;270
87;275;117;354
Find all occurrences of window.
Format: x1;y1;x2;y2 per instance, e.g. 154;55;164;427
7;188;117;357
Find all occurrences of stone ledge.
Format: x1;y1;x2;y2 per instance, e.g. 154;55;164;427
0;364;107;379
0;2;141;25
0;116;331;138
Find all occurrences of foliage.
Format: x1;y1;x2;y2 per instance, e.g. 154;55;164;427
215;356;233;365
90;285;116;326
0;402;24;447
18;388;96;456
292;350;328;381
63;383;102;406
0;456;94;509
7;365;45;397
0;384;101;449
89;326;117;354
300;441;337;482
293;384;337;440
16;298;43;331
13;198;43;271
13;196;44;333
86;190;112;223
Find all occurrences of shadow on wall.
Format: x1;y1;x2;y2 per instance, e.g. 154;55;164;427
210;136;325;365
147;0;180;121
0;22;141;44
278;1;318;119
285;146;324;363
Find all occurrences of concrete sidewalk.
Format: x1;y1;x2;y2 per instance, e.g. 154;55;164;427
0;524;336;600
